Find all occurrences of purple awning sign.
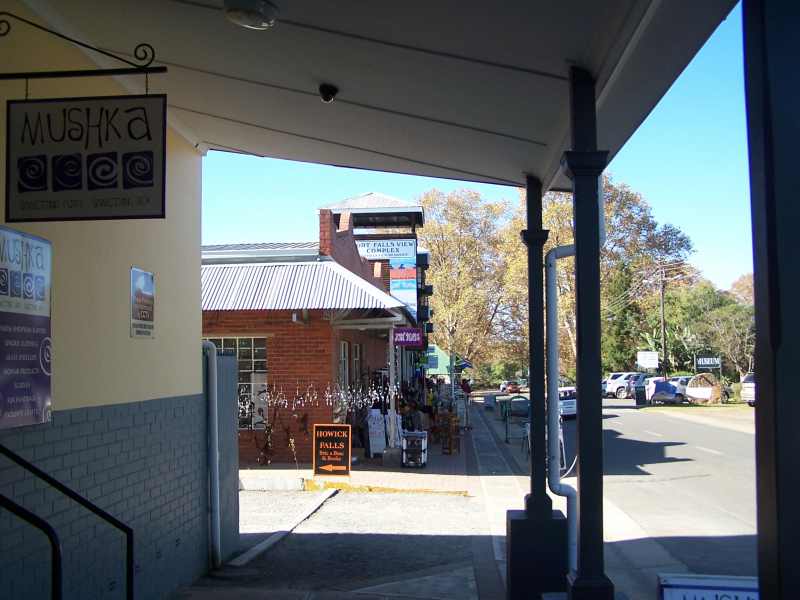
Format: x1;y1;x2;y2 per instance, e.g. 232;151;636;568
0;226;52;429
393;327;423;347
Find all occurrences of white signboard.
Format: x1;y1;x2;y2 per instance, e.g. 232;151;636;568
637;350;660;369
367;408;386;457
7;95;166;222
696;356;722;370
659;574;758;600
355;239;416;260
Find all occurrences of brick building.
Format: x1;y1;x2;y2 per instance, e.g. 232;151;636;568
202;202;419;465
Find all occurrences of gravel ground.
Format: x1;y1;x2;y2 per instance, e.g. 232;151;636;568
247;491;489;591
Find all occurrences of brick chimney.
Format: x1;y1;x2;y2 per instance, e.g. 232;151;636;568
319;209;334;256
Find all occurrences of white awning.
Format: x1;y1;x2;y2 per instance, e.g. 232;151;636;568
22;0;735;190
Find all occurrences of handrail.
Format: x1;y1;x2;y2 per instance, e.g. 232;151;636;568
0;443;134;599
0;493;63;599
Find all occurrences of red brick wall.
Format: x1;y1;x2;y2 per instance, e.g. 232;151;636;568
319;209;387;291
334;328;389;387
203;309;336;465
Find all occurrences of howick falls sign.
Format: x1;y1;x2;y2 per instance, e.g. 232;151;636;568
6;94;166;222
313;423;352;476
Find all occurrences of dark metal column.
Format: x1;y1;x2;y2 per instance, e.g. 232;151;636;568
563;66;614;600
522;175;552;517
743;1;800;597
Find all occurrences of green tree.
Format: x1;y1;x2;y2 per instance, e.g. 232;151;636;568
602;263;643;371
698;303;755;379
498;176;692;375
418;189;509;368
729;273;754;305
639;278;732;372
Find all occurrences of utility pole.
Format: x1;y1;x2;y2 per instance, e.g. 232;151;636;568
660;267;667;378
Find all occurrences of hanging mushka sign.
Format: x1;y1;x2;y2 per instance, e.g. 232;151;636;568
6;94;166;222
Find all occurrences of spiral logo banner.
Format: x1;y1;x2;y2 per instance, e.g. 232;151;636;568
0;225;52;429
6;95;166;222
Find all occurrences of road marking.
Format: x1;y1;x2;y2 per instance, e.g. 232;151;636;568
696;445;724;456
643;430;663;437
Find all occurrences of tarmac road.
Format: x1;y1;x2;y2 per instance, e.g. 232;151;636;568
562;401;757;578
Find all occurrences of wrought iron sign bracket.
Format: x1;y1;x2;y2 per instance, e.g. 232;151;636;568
0;11;167;83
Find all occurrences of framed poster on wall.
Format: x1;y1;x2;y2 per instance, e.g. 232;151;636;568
130;267;155;338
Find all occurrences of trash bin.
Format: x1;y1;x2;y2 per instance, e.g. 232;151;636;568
634;385;647;406
484;394;497;411
402;431;428;467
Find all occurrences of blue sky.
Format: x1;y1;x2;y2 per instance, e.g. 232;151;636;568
202;4;750;290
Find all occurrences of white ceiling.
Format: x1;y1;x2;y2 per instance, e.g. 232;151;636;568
23;0;736;189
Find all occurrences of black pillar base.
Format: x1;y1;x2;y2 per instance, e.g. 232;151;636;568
506;509;567;599
567;571;615;600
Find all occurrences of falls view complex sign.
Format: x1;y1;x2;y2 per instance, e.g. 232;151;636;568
355;239;416;261
6;94;166;222
0;226;52;429
313;423;352;476
356;238;419;319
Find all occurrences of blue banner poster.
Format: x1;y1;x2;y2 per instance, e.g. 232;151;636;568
389;256;418;319
0;226;52;429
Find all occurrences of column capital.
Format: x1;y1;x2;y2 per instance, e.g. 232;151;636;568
520;229;549;248
561;150;609;180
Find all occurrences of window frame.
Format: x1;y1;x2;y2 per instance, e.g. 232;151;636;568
203;335;268;429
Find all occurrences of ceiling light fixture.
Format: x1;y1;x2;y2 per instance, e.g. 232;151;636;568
224;0;279;30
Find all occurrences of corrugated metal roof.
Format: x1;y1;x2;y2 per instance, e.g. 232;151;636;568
321;192;421;211
202;260;405;311
202;242;318;252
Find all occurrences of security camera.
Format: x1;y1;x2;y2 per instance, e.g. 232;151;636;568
318;83;339;103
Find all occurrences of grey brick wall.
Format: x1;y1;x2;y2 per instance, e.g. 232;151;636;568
0;393;209;600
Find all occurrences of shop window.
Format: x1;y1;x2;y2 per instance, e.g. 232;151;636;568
352;343;362;386
204;337;267;428
339;341;349;387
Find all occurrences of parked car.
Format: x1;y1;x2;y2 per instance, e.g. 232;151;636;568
669;376;691;399
506;381;521;394
499;380;511;392
651;379;682;404
741;372;756;406
604;372;625;397
558;386;577;418
645;376;665;401
605;372;641;399
625;373;648;400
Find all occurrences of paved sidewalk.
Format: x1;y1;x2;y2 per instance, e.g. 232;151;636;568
479;403;688;599
178;410;506;600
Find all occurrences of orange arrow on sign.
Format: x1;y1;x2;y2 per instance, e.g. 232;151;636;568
319;464;347;472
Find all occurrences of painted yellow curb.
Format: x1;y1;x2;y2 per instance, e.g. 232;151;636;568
303;479;469;496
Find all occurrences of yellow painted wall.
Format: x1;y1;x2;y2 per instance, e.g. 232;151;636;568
0;2;202;408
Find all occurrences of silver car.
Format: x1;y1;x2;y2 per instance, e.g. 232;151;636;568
741;373;756;406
